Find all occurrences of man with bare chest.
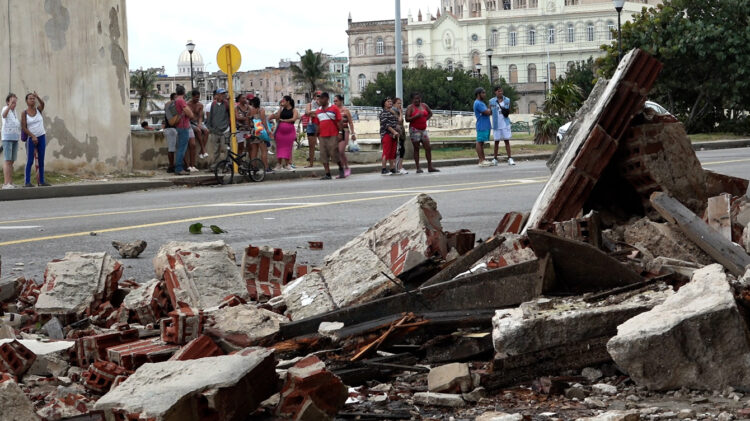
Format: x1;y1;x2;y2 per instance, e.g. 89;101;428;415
188;90;208;168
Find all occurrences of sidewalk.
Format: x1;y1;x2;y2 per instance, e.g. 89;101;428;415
1;139;748;201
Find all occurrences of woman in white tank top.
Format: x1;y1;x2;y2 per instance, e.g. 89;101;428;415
21;92;49;187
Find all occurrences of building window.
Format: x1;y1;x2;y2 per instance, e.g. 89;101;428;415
490;30;498;47
528;29;536;45
513;0;526;8
607;21;616;40
416;54;426;68
528;63;537;83
564;0;579;4
446;59;454;72
509;64;518;83
529;101;538;114
567;24;575;42
548;62;556;81
503;0;511;9
358;74;366;92
509;29;517;46
548;26;555;44
471;33;479;42
586;23;595;41
529;0;537;6
356;39;364;56
376;37;384;55
416;38;423;46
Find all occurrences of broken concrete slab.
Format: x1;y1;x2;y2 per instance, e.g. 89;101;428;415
205;304;287;348
492;287;671;358
283;194;447;321
651;192;750;276
35;252;123;320
112;240;147;258
413;391;466;407
277;355;348;419
608;264;750;390
153;241;248;310
623;218;713;266
525;49;663;231
0;277;23;303
707;194;733;241
576;411;640;421
95;347;276;421
122;278;170;326
13;339;74;378
475;412;523;421
0;380;40;421
704;170;750;198
427;362;472;394
527;229;642;293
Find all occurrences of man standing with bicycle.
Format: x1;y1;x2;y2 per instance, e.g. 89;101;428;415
206;88;230;162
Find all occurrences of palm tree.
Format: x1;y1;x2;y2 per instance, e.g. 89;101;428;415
130;69;163;123
289;50;333;99
533;80;584;144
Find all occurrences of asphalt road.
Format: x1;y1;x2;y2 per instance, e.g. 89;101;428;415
1;147;749;283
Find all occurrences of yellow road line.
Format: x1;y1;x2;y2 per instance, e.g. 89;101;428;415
0;176;549;225
0;179;546;247
702;158;750;166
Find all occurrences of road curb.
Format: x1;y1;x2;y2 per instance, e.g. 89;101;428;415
0;180;173;202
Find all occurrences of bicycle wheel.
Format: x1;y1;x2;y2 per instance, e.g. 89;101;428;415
245;158;266;182
214;159;234;185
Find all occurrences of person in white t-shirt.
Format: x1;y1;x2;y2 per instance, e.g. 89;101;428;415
20;92;48;187
2;93;21;189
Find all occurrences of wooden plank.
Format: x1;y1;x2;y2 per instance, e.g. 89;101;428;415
651;192;750;276
421;236;505;288
707;194;732;241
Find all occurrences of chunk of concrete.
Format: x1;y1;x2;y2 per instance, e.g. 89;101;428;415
95;347;277;421
623;218;713;265
592;383;618;395
35;252;123;320
413;391;466;407
743;223;750;253
206;304;287;347
0;277;23;303
475;413;524;421
283;194;447;320
427;362;472;394
122;279;170;325
112;240;148;258
576;411;640;421
277;356;348;419
153;241;247;310
0;380;40;421
493;288;672;357
16;339;74;377
607;264;750;390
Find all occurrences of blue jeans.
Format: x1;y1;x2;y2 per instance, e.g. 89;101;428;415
175;128;190;173
25;134;46;185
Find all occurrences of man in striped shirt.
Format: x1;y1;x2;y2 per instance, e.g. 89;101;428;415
314;92;343;180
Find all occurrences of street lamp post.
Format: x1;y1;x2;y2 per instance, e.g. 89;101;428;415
475;63;482;78
486;48;494;87
186;40;196;91
376;90;382;107
446;76;453;123
613;0;625;64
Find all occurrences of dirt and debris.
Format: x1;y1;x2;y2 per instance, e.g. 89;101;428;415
1;48;750;421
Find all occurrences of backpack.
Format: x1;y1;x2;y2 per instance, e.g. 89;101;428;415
167;102;181;126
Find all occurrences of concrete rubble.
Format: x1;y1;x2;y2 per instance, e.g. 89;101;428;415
1;49;750;420
112;240;148;258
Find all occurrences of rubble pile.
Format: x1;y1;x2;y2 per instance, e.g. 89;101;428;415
1;48;750;420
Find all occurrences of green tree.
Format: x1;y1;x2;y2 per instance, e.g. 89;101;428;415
556;57;596;99
130;69;162;123
532;80;584;144
289;49;333;98
353;68;518;112
596;0;750;133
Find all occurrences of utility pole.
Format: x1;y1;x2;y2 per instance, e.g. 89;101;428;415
395;0;403;101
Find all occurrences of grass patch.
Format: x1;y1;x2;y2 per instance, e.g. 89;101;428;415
1;170;82;186
689;133;749;142
429;144;556;160
430;132;535;142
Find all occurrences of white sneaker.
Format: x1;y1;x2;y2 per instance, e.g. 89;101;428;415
491;159;498;166
189;166;199;172
508;157;516;166
2;184;15;189
399;168;409;175
479;160;491;167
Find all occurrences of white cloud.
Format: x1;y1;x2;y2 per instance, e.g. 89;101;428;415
126;0;440;75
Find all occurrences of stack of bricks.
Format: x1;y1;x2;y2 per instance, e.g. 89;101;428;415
552;210;602;249
82;361;130;393
73;326;140;367
106;338;180;371
242;245;296;302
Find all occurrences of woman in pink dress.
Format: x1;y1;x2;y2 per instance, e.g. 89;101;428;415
271;95;298;171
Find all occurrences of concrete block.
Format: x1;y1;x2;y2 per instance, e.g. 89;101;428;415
607;264;750;390
493;288;671;357
205;304;286;347
16;339;74;377
242;244;296;302
427;362;472;394
592;383;618;395
413;391;466;407
35;252;123;320
0;380;40;421
0;277;22;303
282;272;337;321
277;355;348;418
623;218;713;265
154;241;247;310
122;278;170;325
35;389;96;420
95;347;277;421
106;338;180;371
112;240;147;258
169;335;224;361
0;339;36;376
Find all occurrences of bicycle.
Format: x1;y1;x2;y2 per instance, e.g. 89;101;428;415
213;133;265;184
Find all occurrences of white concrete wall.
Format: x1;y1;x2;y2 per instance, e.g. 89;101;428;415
0;0;131;174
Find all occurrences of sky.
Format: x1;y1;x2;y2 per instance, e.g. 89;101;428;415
126;0;441;75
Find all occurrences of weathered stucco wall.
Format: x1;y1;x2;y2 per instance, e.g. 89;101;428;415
0;0;131;174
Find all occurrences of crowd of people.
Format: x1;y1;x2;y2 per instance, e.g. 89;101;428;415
2;91;48;189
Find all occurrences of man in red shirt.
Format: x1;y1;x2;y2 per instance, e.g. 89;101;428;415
314;92;343;180
174;85;195;175
405;92;439;173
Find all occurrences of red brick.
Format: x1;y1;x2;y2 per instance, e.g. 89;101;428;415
494;212;527;235
0;340;36;376
277;355;348;418
160;307;205;345
169;335;225;361
106;338;179;371
82;361;130;393
242;244;296;302
74;327;140;367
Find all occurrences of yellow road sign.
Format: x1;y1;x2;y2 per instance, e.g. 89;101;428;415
216;44;241;75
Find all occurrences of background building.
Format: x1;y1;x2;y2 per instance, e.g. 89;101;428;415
347;14;409;100
409;0;661;112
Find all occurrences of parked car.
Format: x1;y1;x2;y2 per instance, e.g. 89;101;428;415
556;100;671;143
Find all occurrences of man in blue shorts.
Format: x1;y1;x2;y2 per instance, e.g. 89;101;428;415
473;87;492;167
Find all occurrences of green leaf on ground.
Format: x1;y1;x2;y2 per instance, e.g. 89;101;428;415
189;223;204;234
209;225;227;234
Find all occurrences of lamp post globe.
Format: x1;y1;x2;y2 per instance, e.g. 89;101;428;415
475;62;482;78
613;1;625;63
186;40;196;90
